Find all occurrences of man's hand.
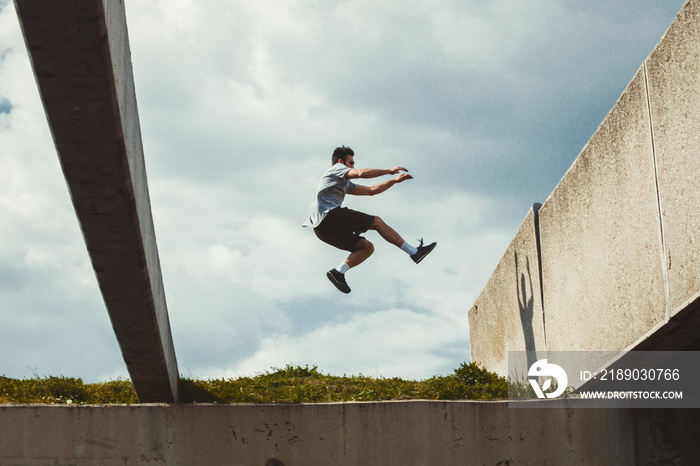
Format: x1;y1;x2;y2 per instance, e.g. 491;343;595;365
389;166;409;175
394;173;413;183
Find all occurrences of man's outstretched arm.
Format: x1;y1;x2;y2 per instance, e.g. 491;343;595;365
345;166;407;179
350;173;413;196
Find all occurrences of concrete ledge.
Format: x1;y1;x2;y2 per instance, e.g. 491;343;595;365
15;0;179;402
0;401;692;464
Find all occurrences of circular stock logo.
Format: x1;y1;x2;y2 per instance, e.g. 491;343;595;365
528;359;568;399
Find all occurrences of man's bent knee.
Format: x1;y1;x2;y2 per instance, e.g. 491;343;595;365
355;238;374;254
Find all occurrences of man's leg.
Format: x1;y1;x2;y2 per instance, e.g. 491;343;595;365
345;238;375;268
327;238;374;294
369;216;404;247
370;216;437;264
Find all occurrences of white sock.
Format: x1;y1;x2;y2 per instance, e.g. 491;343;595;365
336;262;350;274
401;242;418;256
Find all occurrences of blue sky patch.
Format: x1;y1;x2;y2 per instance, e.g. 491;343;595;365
0;99;12;114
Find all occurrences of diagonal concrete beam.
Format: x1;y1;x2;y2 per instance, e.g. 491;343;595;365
14;0;179;402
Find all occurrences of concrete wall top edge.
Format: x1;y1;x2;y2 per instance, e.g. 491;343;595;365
0;399;510;408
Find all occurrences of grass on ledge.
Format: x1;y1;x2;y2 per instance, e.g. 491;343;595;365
0;362;507;404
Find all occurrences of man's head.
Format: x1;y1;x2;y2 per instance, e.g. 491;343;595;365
332;146;354;167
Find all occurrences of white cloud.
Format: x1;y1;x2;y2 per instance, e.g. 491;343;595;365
204;306;469;380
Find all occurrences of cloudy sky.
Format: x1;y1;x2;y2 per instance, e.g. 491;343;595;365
0;0;687;382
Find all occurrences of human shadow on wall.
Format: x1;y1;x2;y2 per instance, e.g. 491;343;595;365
515;252;537;370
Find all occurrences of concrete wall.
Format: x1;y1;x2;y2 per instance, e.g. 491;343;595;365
538;67;666;353
468;0;700;372
14;0;179;402
647;0;700;316
0;402;691;465
468;206;545;375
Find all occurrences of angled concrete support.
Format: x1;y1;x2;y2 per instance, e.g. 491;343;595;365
15;0;179;402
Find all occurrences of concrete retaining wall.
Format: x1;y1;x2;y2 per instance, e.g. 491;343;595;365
0;402;692;465
469;0;700;372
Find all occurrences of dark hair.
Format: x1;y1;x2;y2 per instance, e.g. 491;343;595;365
332;146;354;165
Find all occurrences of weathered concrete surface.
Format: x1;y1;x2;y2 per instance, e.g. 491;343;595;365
469;0;700;372
646;0;700;316
537;67;667;353
468;206;545;376
0;402;692;465
14;0;179;402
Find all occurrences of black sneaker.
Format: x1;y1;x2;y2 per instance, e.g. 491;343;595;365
327;269;351;293
411;239;437;264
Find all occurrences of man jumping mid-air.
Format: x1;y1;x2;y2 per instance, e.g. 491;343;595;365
303;146;437;293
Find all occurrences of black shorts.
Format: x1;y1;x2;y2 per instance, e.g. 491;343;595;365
314;207;375;252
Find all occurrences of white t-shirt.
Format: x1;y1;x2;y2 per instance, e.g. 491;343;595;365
303;163;357;228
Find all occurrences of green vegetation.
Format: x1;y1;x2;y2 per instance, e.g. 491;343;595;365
0;376;137;404
1;362;507;404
